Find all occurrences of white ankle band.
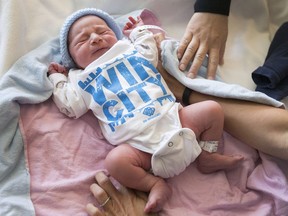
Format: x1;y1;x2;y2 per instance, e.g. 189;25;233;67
199;141;218;153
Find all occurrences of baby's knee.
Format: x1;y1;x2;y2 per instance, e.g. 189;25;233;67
205;100;222;111
204;100;224;119
105;145;129;174
105;144;144;176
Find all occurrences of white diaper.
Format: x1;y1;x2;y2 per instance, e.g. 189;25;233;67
127;103;202;178
151;128;201;178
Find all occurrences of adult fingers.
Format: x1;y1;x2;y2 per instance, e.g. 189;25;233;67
95;171;120;200
86;203;105;216
206;39;226;79
186;45;208;78
90;183;112;209
178;36;200;73
206;48;220;80
219;42;226;65
177;30;193;60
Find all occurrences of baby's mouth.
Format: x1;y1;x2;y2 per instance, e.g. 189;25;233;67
92;47;108;55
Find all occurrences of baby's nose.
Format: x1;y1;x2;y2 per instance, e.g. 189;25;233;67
90;33;101;43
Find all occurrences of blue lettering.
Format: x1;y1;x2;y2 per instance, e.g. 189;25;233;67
103;100;123;122
78;68;107;105
78;68;103;90
108;112;134;132
97;67;121;93
117;91;135;112
127;55;167;96
77;51;174;132
127;56;157;81
127;82;151;103
78;83;107;106
146;74;167;95
116;62;137;86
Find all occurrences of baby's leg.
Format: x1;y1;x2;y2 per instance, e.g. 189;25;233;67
179;100;243;173
179;100;224;140
105;144;171;213
197;150;243;174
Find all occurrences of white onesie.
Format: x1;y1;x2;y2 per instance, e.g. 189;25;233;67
49;28;201;178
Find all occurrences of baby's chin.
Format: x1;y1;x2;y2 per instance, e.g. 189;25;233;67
78;48;110;69
90;47;110;62
94;47;110;57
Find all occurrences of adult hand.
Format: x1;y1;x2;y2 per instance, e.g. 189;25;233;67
177;13;228;80
86;171;158;216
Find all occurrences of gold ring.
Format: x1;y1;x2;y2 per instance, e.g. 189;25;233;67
100;196;111;207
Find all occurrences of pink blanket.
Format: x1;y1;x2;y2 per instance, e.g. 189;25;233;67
20;98;288;216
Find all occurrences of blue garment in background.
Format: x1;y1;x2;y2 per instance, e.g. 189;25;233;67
252;22;288;100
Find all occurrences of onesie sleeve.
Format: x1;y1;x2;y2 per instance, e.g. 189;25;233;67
194;0;231;16
48;72;88;118
129;28;158;67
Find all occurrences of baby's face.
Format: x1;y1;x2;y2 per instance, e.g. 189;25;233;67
68;15;118;69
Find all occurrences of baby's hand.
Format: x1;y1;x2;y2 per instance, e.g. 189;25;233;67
123;16;144;37
48;62;68;76
154;33;166;59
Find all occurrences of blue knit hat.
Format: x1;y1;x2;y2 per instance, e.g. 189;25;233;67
60;8;123;68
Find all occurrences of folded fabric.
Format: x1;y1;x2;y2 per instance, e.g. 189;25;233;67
252;22;288;100
0;38;59;215
161;39;283;108
255;75;288;100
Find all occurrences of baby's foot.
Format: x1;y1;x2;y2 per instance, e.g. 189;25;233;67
144;178;172;213
197;150;244;174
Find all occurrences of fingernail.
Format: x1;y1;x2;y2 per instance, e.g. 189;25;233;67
179;64;186;71
187;73;195;79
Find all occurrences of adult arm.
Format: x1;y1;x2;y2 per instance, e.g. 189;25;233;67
190;91;288;160
177;0;230;79
157;62;288;160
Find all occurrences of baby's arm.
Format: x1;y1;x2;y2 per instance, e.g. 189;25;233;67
123;16;144;37
48;64;88;118
48;62;68;76
124;16;158;67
